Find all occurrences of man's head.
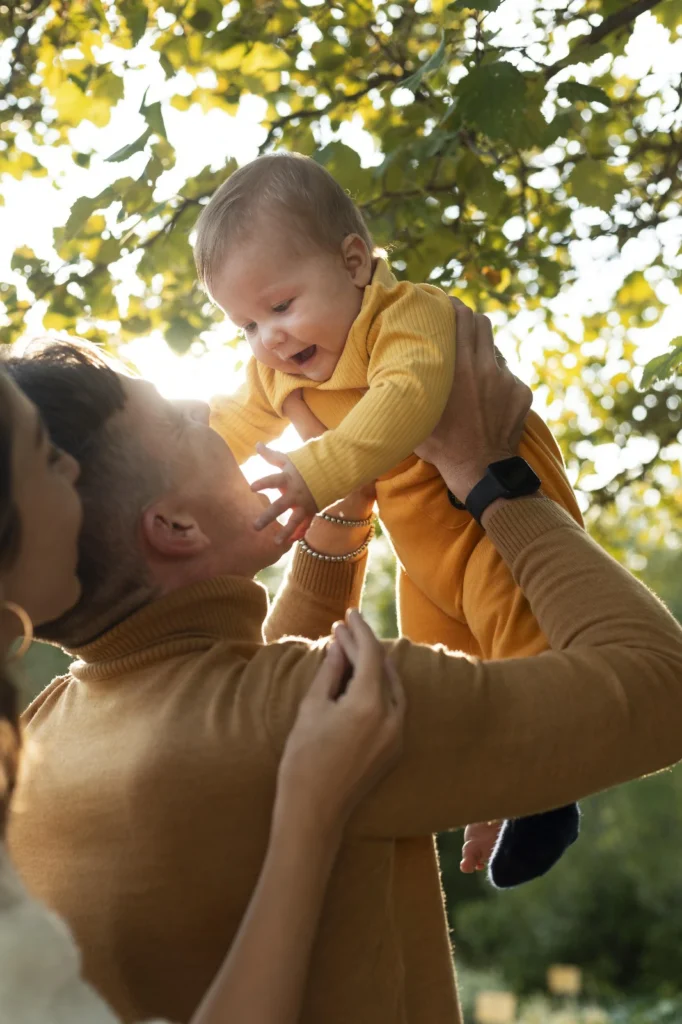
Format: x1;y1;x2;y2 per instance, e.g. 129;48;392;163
194;152;375;383
6;341;282;647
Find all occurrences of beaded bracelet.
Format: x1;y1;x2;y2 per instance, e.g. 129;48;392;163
299;522;375;562
317;510;377;528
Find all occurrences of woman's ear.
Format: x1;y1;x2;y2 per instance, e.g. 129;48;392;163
141;501;210;560
341;234;373;288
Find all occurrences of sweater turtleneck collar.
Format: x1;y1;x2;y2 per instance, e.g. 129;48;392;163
66;575;269;682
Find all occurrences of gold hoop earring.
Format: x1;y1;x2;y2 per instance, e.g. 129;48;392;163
1;602;34;662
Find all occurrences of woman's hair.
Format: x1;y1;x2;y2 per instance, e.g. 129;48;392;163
0;369;23;839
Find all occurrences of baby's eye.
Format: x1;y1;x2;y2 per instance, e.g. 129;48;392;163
243;322;257;335
272;299;292;314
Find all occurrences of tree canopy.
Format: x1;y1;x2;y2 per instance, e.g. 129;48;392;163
1;0;681;534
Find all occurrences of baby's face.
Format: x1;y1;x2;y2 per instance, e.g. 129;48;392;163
211;230;368;382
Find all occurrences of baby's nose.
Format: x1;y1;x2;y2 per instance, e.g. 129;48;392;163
261;324;287;351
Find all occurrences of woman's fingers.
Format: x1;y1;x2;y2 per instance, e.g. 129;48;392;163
306;641;348;703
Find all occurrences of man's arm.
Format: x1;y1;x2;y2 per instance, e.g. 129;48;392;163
462;409;583;658
260;302;682;841
259;495;682;839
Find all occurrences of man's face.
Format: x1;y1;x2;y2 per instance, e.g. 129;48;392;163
121;375;284;576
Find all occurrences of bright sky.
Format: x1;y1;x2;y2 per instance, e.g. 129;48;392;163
1;2;680;491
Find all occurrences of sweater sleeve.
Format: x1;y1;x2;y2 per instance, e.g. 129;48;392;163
288;287;455;511
264;546;369;643
260;496;682;838
210;357;288;465
462;410;584;658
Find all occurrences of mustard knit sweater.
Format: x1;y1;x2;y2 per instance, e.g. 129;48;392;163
9;498;682;1024
211;259;455;510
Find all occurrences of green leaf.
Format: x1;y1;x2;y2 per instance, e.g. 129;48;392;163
159;53;175;79
640;341;682;390
455;150;507;216
314;142;372;200
557;82;611;107
189;9;214;31
165;316;196;353
456;62;532;146
143;101;167;140
63;196;101;238
568;158;622;211
63;187;114;238
91;70;125;105
400;34;447;93
654;0;682;31
106;126;152;162
121;0;148;45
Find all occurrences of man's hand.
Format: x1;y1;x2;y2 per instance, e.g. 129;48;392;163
252;444;317;544
460;820;503;874
415;299;532;503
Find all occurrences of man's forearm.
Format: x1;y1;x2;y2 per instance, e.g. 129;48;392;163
348;495;682;838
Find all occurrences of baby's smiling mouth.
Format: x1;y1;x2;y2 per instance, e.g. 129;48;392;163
291;345;317;366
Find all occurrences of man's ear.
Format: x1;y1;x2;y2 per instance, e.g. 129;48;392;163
341;234;373;288
142;500;210;560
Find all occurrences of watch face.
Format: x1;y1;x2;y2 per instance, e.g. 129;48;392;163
489;457;541;495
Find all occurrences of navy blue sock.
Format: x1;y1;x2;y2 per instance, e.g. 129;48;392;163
488;803;580;889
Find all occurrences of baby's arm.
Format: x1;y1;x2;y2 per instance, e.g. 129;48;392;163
211;356;288;464
290;288;456;512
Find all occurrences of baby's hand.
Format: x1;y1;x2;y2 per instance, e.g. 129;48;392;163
252;443;317;544
460;820;503;874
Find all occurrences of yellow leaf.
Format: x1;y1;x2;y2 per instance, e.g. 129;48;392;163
213;44;247;71
241;42;289;76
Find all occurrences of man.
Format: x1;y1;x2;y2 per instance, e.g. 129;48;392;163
8;307;682;1024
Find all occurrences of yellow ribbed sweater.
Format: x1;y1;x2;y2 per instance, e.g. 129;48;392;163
211;260;584;657
9;498;682;1024
211;259;455;511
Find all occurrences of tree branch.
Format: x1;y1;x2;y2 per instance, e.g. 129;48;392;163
544;0;664;80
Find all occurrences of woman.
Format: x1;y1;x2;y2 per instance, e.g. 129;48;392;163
0;366;404;1024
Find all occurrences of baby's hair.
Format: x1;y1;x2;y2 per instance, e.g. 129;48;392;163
194;151;374;297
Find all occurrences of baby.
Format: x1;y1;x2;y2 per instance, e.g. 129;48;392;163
195;152;580;887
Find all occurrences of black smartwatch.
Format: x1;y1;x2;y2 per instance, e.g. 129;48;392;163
447;457;541;525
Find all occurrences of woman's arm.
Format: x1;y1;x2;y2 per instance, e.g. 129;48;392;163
192;616;404;1024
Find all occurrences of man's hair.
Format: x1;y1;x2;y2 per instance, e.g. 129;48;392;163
194;151;375;297
5;341;165;647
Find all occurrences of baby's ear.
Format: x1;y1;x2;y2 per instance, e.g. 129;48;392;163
342;234;373;288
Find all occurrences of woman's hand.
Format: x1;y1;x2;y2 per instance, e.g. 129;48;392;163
276;609;404;836
415;299;532;502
